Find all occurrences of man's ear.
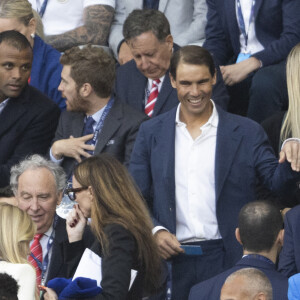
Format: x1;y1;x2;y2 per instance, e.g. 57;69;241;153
57;192;63;206
79;83;92;97
212;69;217;85
165;34;173;51
277;229;284;247
254;292;267;300
169;72;177;89
235;228;243;245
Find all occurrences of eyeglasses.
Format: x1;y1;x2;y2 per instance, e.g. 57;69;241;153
65;187;88;201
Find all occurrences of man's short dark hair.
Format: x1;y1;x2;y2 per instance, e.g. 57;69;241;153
238;201;283;252
0;273;19;300
60;45;115;98
170;45;215;80
123;9;171;42
0;30;32;52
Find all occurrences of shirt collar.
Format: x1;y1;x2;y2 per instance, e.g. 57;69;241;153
175;100;218;128
43;222;54;238
86;104;107;124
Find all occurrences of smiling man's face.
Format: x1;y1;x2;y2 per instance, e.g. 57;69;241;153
17;168;61;234
0;41;32;102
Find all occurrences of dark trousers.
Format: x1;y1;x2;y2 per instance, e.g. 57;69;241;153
227;60;288;123
171;239;225;300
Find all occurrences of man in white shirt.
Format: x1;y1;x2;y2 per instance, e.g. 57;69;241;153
28;0;115;52
129;45;300;299
203;0;300;122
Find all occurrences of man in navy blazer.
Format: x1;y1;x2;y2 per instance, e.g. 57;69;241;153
115;9;228;118
203;0;300;122
0;30;60;188
189;201;287;300
129;46;300;299
278;205;300;278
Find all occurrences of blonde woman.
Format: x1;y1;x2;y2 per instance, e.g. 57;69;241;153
0;203;37;300
0;0;64;110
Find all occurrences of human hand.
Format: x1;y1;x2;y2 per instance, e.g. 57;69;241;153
43;287;58;300
66;204;87;242
118;41;133;65
279;140;300;171
154;230;184;259
220;57;261;86
51;134;95;162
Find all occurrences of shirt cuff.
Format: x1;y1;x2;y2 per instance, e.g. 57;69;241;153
281;138;300;150
152;226;169;235
49;148;64;164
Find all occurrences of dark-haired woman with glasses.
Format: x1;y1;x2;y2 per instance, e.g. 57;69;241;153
44;154;162;300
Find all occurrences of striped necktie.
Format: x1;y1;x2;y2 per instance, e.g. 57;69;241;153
29;234;43;285
145;79;160;117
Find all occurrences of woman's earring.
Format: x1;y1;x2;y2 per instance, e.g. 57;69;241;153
30;33;35;39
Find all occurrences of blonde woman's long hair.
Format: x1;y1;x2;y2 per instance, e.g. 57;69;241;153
0;0;44;39
0;203;36;264
281;43;300;141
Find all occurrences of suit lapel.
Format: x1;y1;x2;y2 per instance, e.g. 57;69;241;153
71;113;85;137
226;0;240;54
0;90;28;137
153;73;174;117
254;0;263;18
156;108;177;209
215;107;242;201
158;0;169;12
94;101;121;154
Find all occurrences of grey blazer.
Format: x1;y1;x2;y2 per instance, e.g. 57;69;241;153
52;99;147;178
108;0;207;57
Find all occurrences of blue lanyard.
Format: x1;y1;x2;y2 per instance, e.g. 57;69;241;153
38;0;48;18
90;97;114;151
30;215;58;283
236;0;255;51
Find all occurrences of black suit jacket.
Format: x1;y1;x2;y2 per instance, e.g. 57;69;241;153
45;217;95;285
0;85;60;187
115;44;229;114
65;223;144;300
52;99;147;177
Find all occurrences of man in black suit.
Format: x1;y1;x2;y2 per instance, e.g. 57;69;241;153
0;30;60;188
189;201;287;300
50;45;147;178
11;155;94;287
115;9;228;117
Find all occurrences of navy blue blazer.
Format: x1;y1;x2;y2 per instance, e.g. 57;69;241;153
189;256;288;300
115;45;229;113
129;104;299;268
278;205;300;278
203;0;300;67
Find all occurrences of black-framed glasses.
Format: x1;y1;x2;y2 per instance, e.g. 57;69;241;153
65;187;88;201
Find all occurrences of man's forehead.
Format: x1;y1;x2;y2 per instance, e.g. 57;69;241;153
18;168;56;187
0;42;32;60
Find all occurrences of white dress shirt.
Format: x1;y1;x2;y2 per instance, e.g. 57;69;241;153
174;101;222;242
236;0;264;55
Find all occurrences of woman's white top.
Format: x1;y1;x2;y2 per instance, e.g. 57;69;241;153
0;261;36;300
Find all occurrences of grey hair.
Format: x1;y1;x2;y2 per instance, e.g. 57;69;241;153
10;154;66;194
223;268;273;300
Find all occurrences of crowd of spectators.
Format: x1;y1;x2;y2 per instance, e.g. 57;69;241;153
1;0;300;299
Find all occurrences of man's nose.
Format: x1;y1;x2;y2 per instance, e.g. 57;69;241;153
30;199;40;211
11;68;21;79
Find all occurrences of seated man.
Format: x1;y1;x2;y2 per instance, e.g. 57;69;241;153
129;45;300;300
203;0;300;122
10;155;94;286
115;9;228;118
50;45;147;179
109;0;207;63
189;201;287;300
28;0;115;52
0;30;60;188
220;268;273;300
